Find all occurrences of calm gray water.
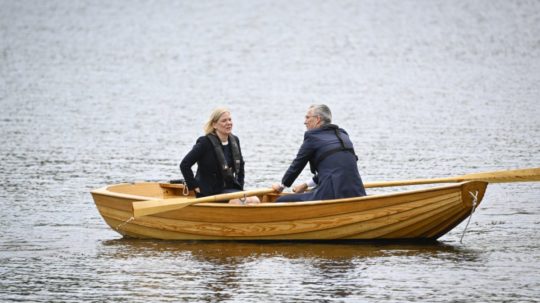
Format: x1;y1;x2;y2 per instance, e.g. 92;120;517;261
1;0;539;302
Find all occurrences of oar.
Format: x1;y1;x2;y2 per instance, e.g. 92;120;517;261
364;167;540;188
132;188;275;218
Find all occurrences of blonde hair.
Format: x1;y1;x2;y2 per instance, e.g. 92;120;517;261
203;107;230;135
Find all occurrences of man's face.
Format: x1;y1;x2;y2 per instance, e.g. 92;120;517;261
304;109;320;130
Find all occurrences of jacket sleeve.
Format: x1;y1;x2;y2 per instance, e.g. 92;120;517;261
179;136;207;190
281;133;316;187
235;136;245;188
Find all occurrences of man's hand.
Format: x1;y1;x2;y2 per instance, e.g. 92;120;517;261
292;183;308;193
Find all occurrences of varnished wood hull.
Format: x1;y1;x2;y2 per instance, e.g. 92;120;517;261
91;181;487;241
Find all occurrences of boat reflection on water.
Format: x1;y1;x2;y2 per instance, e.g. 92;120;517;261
99;238;481;264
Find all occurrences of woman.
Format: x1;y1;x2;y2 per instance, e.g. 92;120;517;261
180;107;260;205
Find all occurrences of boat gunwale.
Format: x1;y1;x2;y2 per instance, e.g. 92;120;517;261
92;181;486;208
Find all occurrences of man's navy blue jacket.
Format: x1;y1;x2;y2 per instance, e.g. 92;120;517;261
281;124;366;201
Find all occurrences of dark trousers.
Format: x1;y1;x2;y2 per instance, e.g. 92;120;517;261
275;192;313;202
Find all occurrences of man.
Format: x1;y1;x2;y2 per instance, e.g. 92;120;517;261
272;104;366;202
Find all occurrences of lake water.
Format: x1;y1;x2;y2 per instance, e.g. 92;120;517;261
1;0;539;302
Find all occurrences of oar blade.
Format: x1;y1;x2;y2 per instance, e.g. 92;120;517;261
458;167;540;183
364;167;540;188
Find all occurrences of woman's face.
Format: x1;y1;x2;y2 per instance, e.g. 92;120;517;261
213;112;233;137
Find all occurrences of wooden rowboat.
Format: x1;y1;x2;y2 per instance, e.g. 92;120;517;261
92;168;540;240
91;181;488;241
91;168;539;241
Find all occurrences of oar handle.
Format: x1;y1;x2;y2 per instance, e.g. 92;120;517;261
133;188;276;217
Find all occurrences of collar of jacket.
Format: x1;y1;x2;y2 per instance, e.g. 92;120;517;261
307;123;340;134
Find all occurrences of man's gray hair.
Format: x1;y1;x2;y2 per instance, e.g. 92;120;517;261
309;104;332;125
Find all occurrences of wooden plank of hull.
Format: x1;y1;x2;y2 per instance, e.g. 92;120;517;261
359;183;486;239
356;182;486;239
384;203;465;238
102;216;193;239
427;209;471;239
367;203;466;239
328;193;464;239
339;195;462;239
424;182;487;239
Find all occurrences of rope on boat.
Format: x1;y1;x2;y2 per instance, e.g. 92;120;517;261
240;194;247;205
460;191;479;244
116;216;134;231
182;181;189;196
